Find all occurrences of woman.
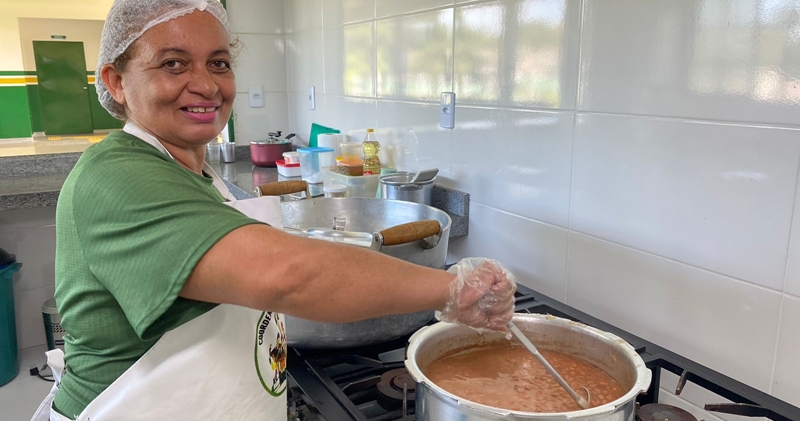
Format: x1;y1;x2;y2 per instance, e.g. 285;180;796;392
32;1;516;420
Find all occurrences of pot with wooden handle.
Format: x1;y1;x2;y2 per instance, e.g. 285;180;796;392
257;190;452;348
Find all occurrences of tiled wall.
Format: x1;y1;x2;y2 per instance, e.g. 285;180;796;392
1;208;57;351
227;0;290;145
283;0;800;414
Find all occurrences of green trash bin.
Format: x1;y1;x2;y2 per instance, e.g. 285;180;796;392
0;248;22;387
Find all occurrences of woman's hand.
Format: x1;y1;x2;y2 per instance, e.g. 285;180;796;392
438;258;517;333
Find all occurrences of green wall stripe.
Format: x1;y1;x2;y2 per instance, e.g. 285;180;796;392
0;87;33;138
27;85;43;133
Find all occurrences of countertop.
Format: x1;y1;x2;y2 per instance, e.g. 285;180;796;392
0;149;469;237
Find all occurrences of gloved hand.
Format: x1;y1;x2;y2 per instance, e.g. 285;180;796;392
437;258;517;333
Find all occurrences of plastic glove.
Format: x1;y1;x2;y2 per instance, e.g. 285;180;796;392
438;258;517;333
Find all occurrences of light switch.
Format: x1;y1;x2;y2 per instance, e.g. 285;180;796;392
248;85;264;108
309;86;316;110
440;92;455;129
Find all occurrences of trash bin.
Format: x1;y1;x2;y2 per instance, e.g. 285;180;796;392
0;247;22;386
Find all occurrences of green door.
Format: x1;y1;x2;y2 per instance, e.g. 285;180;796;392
33;41;94;135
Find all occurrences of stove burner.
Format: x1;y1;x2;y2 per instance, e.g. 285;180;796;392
638;404;697;421
376;368;416;410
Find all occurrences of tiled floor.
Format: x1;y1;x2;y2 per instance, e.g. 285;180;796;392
0;345;52;421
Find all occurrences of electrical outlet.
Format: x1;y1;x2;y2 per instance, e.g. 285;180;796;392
440;92;455;129
248;85;264;108
309;86;316;110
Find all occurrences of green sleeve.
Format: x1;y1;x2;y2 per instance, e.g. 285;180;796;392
70;144;260;340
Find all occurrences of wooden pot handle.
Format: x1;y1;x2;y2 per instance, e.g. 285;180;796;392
379;220;441;247
257;180;308;197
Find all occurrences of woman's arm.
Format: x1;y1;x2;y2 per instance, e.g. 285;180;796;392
181;224;456;323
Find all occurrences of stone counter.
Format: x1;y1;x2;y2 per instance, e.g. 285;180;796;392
0;148;469;237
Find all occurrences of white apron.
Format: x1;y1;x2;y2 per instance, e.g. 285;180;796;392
31;125;287;421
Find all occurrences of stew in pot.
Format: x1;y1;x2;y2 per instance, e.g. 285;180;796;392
425;344;625;412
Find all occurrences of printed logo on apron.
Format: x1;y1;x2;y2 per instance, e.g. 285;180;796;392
254;312;287;396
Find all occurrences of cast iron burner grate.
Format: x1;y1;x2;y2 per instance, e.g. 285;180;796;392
286;285;800;421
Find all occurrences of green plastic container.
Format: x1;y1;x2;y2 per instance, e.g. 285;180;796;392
0;260;22;386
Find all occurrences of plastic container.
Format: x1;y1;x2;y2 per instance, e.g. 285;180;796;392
322;167;381;197
42;298;65;351
0;249;22;387
276;159;302;177
323;184;348;198
339;142;362;166
298;147;335;184
283;151;300;165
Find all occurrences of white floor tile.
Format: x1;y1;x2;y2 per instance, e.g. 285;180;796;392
0;345;51;421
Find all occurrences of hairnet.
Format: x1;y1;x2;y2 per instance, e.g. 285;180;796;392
96;0;231;120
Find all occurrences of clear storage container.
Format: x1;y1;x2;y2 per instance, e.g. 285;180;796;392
298;147;335;184
322;167;381;197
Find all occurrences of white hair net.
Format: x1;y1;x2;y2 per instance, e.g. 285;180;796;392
96;0;231;120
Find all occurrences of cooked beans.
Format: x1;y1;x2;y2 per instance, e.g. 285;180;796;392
424;345;625;413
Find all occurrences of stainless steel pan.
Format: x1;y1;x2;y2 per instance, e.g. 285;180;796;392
258;181;452;348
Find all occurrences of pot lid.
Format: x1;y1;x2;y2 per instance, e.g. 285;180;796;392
251;140;291;145
637;404;697;421
379;172;436;186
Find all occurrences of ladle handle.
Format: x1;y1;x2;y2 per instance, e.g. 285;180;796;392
507;322;591;409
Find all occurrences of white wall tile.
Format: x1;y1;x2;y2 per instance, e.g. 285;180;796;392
782;185;800;296
448;202;569;301
321;95;377;141
2;225;56;291
288;92;326;146
232;92;289;144
284;0;323;33
376;0;453;18
376;9;453;101
323;22;375;97
322;0;375;26
451;107;573;227
13;286;55;350
579;0;800;125
773;294;800;407
571;114;800;290
454;0;580;110
228;0;284;34
287;94;375;145
285;30;325;93
375;100;450;176
234;34;286;93
567;232;782;392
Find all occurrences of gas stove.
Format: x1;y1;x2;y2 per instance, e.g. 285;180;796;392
286;285;800;421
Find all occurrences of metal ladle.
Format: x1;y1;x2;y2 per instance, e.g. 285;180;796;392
507;322;591;410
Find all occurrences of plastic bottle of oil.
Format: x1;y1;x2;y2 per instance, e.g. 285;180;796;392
362;129;381;175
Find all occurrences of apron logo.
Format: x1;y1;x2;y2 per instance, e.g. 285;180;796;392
254;312;287;396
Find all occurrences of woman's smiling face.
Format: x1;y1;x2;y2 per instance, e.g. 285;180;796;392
110;10;235;148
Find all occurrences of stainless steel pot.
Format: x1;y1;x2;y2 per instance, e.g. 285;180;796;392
379;172;435;205
280;197;452;348
406;314;652;421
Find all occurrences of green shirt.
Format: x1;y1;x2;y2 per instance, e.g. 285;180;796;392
53;131;261;417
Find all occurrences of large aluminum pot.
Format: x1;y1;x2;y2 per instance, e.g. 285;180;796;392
280;197;452;348
406;314;652;421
